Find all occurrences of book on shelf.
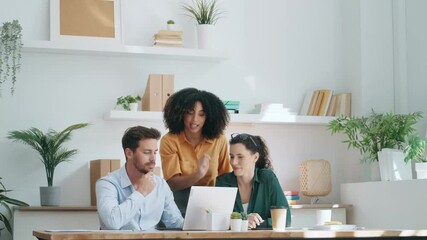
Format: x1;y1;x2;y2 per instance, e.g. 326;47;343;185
156;30;183;36
154;39;183;45
316;89;333;116
153;30;183;47
312;91;324;116
154;43;183;48
299;92;313;115
305;90;318;116
154;35;182;40
284;190;299;196
223;100;240;111
325;95;338;116
285;195;300;200
300;89;350;117
334;93;351;117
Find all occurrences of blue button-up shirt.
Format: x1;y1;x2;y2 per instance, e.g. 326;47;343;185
96;166;184;230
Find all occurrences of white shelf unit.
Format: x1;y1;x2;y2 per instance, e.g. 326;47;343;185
104;110;335;125
22;40;227;61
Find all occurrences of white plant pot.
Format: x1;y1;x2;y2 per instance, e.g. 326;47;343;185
230;219;242;231
167;24;175;31
415;162;427;179
240;220;248;231
129;103;138;111
197;24;216;50
378;148;412;181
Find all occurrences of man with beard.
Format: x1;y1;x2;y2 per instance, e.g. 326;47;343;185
96;126;183;230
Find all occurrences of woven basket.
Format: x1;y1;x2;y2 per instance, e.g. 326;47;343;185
299;159;332;197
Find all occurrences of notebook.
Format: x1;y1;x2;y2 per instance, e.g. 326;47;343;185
182;186;237;231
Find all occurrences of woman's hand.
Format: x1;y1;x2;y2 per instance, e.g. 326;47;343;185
248;213;264;229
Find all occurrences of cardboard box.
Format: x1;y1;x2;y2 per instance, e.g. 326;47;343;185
90;159;121;206
142;74;174;111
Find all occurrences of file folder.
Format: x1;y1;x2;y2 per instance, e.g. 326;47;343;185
142;74;175;111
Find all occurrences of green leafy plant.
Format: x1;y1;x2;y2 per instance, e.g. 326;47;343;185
167;19;175;24
0;20;23;96
182;0;224;25
7;123;89;186
115;95;141;111
405;134;427;163
240;212;248;220
230;211;241;219
0;177;28;234
328;110;426;163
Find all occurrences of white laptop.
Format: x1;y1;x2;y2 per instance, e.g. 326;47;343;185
182;186;237;231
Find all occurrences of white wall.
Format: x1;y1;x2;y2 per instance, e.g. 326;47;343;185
406;0;427;133
0;0;416;238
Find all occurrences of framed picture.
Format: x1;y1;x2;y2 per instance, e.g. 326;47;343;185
50;0;122;45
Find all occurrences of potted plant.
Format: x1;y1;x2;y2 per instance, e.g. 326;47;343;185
7;123;89;206
167;19;175;31
230;211;242;231
328;110;426;180
405;134;427;179
182;0;224;49
0;20;23;96
0;177;28;235
115;95;141;111
240;212;248;231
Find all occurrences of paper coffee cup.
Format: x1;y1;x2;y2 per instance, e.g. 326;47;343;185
270;206;286;231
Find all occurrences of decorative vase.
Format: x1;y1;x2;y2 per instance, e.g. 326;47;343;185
40;186;61;206
129;103;138;112
196;24;216;50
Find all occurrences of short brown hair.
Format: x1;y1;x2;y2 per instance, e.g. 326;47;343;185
122;126;161;152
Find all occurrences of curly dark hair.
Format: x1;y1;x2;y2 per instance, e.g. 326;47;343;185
163;88;229;139
230;133;273;170
122;126;161;153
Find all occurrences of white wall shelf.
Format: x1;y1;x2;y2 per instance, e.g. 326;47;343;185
22;40;227;62
104;110;335;125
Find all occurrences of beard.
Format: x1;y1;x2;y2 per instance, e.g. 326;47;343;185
133;161;155;175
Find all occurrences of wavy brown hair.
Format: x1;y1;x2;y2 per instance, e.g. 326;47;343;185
230;133;273;170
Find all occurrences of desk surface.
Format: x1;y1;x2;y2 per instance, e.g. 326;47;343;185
33;229;427;239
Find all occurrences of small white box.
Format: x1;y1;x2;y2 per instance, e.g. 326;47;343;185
206;212;229;231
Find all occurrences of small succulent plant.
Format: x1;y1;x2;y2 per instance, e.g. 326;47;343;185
230;212;241;219
240;212;248;220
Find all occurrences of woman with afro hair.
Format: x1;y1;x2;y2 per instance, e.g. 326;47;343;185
160;88;232;216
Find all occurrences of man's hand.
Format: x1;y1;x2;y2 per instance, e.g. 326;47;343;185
197;153;211;178
135;172;156;196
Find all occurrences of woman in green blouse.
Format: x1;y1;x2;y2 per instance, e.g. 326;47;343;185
216;133;291;229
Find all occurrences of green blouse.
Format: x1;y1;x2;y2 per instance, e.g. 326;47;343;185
216;168;291;228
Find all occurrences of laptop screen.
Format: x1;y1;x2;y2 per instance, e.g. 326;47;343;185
182;186;237;231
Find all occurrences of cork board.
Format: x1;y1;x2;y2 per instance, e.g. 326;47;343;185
60;0;115;38
50;0;122;44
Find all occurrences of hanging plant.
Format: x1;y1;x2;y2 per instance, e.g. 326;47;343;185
0;20;23;96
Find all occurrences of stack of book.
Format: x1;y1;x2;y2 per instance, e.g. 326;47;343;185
284;190;300;205
299;89;351;117
153;30;183;48
223;100;240;114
